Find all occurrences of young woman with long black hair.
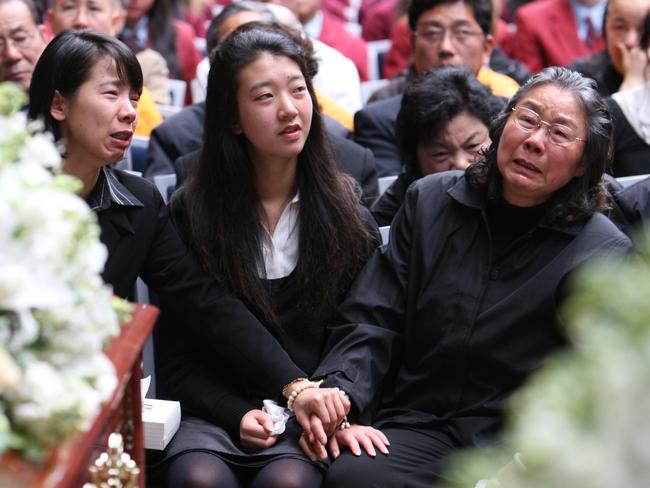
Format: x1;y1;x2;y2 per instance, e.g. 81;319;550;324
154;22;386;488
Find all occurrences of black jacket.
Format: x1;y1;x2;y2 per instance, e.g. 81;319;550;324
370;172;416;226
354;95;403;178
155;187;380;438
605;97;650;177
144;102;206;178
316;172;631;443
96;168;306;400
609;175;650;237
569;50;622;98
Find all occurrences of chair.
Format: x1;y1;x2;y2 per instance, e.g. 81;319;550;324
167;78;187;108
377;174;398;196
616;174;650;188
129;135;150;174
366;39;391;81
379;225;390;245
153;173;177;205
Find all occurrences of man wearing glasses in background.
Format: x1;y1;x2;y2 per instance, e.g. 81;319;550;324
355;0;519;177
0;0;47;91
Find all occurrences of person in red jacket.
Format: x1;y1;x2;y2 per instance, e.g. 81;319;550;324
514;0;606;73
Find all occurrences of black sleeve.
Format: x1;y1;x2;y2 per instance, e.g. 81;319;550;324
162;357;258;441
358;203;381;244
612;177;650;237
143;124;178;178
313;182;420;414
353;104;401;178
359;147;379;207
173;150;200;188
142;187;306;395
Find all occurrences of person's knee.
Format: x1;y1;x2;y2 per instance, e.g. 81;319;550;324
256;471;312;488
165;452;239;488
249;458;322;488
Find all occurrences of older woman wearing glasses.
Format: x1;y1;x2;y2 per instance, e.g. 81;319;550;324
319;67;631;488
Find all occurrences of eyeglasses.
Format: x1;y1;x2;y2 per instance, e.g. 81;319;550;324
0;29;38;56
511;106;585;146
414;26;484;44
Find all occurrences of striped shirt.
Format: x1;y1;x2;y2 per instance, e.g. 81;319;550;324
87;166;143;212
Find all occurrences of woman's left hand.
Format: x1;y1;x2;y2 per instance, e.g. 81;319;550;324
328;424;390;459
240;409;278;449
298;429;329;461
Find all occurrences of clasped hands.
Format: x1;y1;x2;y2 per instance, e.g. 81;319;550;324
239;383;389;461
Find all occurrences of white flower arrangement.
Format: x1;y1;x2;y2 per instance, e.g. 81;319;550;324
0;82;128;461
448;240;650;488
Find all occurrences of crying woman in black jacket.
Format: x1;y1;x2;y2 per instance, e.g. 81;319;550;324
321;67;632;488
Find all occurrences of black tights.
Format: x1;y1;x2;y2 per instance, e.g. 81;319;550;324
165;451;323;488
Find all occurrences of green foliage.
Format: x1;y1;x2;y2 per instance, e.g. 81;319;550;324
0;83;26;116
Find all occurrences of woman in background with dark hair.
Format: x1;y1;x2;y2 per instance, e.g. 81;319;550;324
121;0;200;102
154;22;384;488
371;66;504;227
27;30;353;481
321;67;631;487
606;11;650;177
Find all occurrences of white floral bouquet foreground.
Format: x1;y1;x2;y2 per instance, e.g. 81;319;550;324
0;83;128;461
448;240;650;488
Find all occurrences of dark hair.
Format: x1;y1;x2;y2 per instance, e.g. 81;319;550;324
465;66;612;225
205;1;273;56
641;10;650;50
28;30;143;140
396;66;504;176
177;22;375;321
408;0;492;36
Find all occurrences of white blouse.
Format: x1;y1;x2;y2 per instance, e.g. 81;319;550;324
260;193;300;279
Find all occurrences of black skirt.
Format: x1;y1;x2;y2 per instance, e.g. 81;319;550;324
150;414;328;476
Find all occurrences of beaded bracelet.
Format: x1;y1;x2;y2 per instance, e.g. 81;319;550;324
339;416;351;430
281;377;308;398
287;379;323;411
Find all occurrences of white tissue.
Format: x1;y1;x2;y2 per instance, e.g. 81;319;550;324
262;399;290;435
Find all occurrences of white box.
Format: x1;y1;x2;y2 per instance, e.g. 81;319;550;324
142;398;181;450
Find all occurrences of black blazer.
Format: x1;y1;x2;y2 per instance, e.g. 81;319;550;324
353;95;403;178
143;102;205;178
174;133;379;206
97;169;305;395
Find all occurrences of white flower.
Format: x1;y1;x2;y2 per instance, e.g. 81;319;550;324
0;81;121;460
18;132;61;171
